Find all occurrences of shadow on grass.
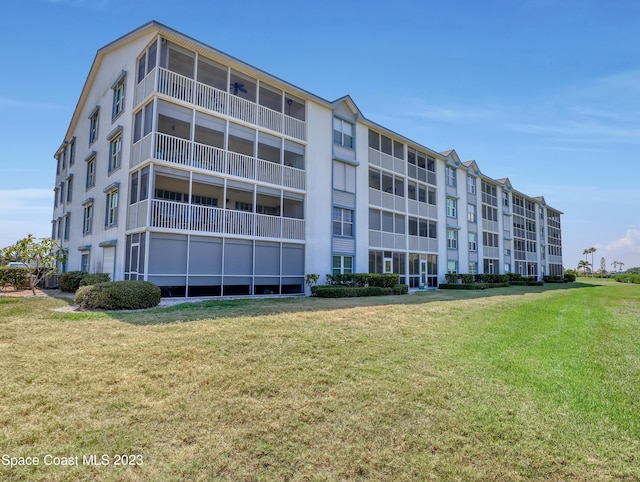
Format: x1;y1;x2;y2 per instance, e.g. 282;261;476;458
104;281;600;326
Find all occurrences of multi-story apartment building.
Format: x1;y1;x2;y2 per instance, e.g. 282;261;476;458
51;21;563;297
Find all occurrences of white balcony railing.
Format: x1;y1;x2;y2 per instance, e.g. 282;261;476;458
149;199;305;241
132;132;305;191
135;67;306;141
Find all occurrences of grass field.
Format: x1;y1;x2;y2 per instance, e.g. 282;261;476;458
1;280;639;481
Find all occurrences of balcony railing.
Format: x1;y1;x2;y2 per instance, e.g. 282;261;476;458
135;67;306;141
132;132;305;191
148;199;305;241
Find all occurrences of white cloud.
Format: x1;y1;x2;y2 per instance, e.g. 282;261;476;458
594;229;640;269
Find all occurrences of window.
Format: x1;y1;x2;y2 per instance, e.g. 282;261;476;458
467;176;476;194
481;181;498;206
467;203;476;223
66;176;73;203
333;161;356;193
59;183;64;205
133;102;153;142
57;217;62;239
333;208;353;237
86;156;95;188
137;41;157;83
446;198;457;218
130;172;139;204
469;262;478;275
89;107;99;145
112;74;126;119
445;167;456;187
468;232;477;251
447;229;458;249
81;253;90;273
483;232;499;247
333;117;353;148
68;138;75;166
109;135;122;172
482;204;498;222
408;217;437;239
54;188;58;208
332;255;353;275
503;191;510;207
83;203;93;235
105;188;119;227
447;261;458;274
63;214;70;241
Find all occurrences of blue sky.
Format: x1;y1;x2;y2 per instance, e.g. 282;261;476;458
1;0;639;271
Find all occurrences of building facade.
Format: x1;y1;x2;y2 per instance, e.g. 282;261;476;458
51;21;563;297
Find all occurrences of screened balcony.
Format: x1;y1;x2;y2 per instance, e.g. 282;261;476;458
127;172;305;242
135;66;306;141
132;131;305;190
131;102;305;191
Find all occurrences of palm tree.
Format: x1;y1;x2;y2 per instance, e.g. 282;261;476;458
582;249;590;277
611;260;619;273
589;247;597;278
619;261;625;273
577;260;591;276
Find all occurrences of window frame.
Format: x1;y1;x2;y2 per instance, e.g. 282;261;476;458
333;207;354;237
83;203;94;236
86;156;96;189
467;203;476;223
333;117;354;149
105;188;119;228
112;73;126;120
467;176;476;194
447;228;458;250
468;232;477;251
88;107;100;145
446;197;457;218
332;255;354;276
109;134;122;173
445;167;457;187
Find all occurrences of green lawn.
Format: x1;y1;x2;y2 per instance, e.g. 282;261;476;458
1;281;639;481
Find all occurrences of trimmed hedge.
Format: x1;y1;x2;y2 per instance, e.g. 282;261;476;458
439;282;511;290
58;271;87;292
80;273;111;286
59;271;112;292
75;280;161;310
614;273;640;284
0;266;28;290
439;283;491;290
325;273;400;288
311;284;408;298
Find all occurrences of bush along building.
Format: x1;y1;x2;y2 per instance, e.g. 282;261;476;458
51;21;563;297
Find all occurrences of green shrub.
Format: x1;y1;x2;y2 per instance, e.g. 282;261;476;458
58;271;87;292
75;280;161;310
563;272;576;282
508;281;528;286
475;274;509;284
543;276;565;283
325;273;399;288
527;281;544;286
439;283;490;290
614;273;640;285
0;267;28;290
79;273;111;286
311;284;408;298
